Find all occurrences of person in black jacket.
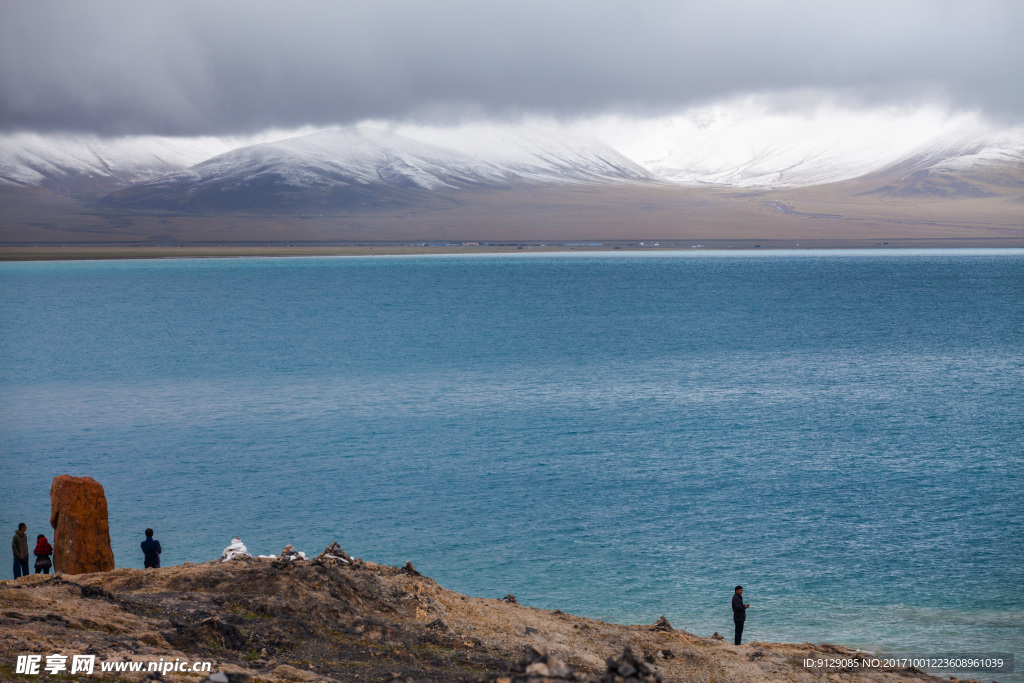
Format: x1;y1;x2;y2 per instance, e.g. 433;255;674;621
732;585;750;645
12;523;29;579
141;529;162;568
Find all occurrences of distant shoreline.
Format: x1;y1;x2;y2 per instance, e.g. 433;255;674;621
3;238;1023;261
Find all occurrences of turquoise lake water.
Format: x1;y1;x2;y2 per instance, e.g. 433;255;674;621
1;251;1021;679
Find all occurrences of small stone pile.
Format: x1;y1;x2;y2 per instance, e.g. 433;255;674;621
649;616;672;632
267;544;307;568
600;647;663;683
279;544;305;561
313;541;352;565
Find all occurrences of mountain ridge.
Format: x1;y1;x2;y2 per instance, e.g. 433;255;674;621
1;122;1022;238
4;121;1023;206
97;127;655;212
0;133;233;195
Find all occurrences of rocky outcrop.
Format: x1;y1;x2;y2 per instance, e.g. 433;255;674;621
0;550;958;683
48;475;114;574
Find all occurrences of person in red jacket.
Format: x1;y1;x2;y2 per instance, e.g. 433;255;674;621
34;535;53;574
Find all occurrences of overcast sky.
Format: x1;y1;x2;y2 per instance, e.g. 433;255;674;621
1;0;1022;137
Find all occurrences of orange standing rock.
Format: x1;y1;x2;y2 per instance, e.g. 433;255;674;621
49;475;115;574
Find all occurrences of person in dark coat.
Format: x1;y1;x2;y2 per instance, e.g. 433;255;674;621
141;528;162;568
34;534;53;574
732;585;750;645
12;523;29;579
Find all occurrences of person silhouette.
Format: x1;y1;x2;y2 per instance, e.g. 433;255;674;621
34;534;52;574
732;585;750;645
141;528;162;568
12;523;29;578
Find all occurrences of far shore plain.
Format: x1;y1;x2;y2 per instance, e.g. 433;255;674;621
3;180;1021;261
3;237;1024;261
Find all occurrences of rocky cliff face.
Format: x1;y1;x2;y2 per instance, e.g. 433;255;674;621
49;475;115;575
1;545;962;683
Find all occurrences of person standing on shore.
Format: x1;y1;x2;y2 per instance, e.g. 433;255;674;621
12;523;29;578
141;529;161;568
34;534;53;574
732;585;750;645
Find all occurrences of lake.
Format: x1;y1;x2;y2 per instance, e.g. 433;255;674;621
2;250;1021;680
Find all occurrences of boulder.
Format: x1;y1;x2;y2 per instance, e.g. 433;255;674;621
49;475;115;574
512;645;574;680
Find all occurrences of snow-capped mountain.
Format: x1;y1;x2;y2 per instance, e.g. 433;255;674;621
101;127;654;211
0;133;234;194
859;131;1024;198
388;122;654;183
3;102;1022;213
647;132;989;187
590;103;1024;188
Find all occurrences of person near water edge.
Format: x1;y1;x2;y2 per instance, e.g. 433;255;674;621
732;585;750;645
34;534;52;574
141;528;162;568
12;523;29;579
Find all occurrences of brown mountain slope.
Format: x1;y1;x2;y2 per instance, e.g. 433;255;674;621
2;166;1021;253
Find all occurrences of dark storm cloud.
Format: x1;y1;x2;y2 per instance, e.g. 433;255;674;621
1;0;1021;136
